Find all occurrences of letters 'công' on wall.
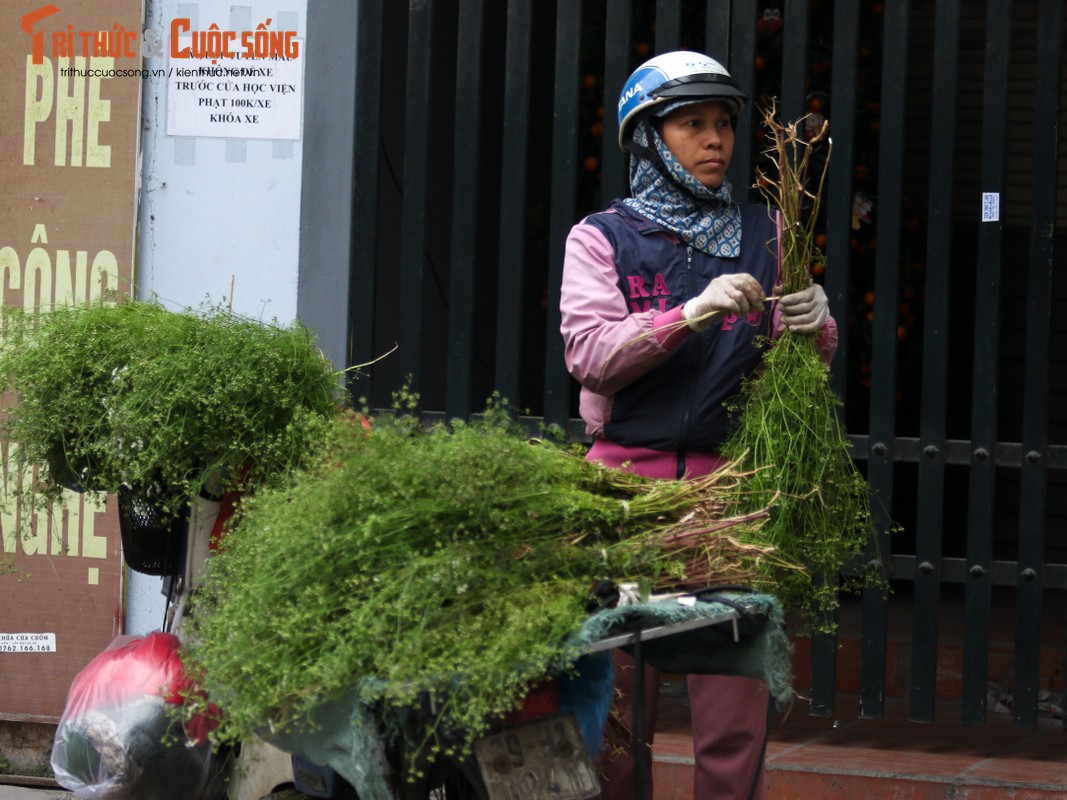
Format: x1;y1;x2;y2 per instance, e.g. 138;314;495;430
0;0;140;721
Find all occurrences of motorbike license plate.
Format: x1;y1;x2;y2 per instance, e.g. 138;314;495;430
473;715;600;800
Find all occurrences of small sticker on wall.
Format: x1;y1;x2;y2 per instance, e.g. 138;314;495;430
0;633;57;653
982;192;1000;222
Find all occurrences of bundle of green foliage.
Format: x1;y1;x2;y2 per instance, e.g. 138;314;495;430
0;300;343;519
181;407;786;765
720;103;878;620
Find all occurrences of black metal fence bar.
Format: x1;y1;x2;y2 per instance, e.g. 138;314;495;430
543;0;584;429
807;0;861;719
446;0;485;420
726;0;756;202
655;0;682;52
341;0;1067;733
862;0;910;719
779;0;809;123
890;557;1067;591
1013;0;1062;731
912;0;959;725
398;0;436;392
705;0;731;60
600;0;633;206
963;0;1011;728
848;436;1067;470
494;0;533;410
824;4;858;404
349;0;384;402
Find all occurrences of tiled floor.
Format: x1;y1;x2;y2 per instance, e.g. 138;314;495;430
652;686;1066;799
647;583;1067;799
5;698;1062;799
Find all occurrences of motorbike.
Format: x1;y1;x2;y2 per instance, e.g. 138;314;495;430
99;489;598;800
271;584;774;800
283;673;604;800
78;489;779;800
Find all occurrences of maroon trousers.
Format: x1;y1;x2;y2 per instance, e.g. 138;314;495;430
597;651;768;800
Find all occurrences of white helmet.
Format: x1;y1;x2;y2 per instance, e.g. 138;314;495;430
617;51;747;152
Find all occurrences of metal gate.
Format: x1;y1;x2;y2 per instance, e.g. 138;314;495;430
300;0;1066;729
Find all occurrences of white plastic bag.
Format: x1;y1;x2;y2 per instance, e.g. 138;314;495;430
50;631;226;800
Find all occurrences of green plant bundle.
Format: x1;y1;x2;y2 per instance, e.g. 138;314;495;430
181;410;788;764
721;333;872;615
720;103;878;621
0;300;343;518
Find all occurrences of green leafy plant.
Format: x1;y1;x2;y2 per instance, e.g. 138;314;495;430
720;102;880;622
0;750;53;779
181;404;791;767
0;299;344;521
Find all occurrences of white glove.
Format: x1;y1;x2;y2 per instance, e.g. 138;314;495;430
777;283;830;334
682;273;766;332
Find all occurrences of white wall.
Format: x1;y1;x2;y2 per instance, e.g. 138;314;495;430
136;0;306;322
127;0;308;634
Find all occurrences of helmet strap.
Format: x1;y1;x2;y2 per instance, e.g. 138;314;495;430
623;111;668;173
623;139;670;181
623;139;661;166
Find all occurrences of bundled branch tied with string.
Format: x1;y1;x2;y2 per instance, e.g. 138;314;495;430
181;405;797;765
720;101;880;623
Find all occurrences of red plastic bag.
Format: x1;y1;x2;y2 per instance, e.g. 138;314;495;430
50;632;226;800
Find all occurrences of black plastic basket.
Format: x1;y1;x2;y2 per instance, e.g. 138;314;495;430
117;486;187;577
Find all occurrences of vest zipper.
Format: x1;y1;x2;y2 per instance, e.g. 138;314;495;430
676;245;696;479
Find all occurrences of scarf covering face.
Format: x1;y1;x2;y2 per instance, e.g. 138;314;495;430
622;109;744;258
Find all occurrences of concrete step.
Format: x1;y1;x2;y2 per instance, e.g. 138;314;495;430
652;693;1067;800
0;784;68;800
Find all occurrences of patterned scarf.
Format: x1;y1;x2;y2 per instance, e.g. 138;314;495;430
623;112;744;258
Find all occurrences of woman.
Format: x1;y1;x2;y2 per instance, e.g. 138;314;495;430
559;51;837;799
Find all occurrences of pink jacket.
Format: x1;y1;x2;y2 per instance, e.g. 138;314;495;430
560;212;838;479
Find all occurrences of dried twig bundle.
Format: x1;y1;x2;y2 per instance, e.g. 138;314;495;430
755;99;832;293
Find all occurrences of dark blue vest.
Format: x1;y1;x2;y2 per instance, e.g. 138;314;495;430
584;200;778;454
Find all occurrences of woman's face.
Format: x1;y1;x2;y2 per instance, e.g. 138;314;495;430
659;100;735;190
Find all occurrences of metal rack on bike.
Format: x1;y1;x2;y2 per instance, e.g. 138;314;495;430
583;589;769;800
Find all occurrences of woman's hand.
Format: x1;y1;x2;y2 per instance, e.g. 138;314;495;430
777;284;830;334
683;273;765;331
